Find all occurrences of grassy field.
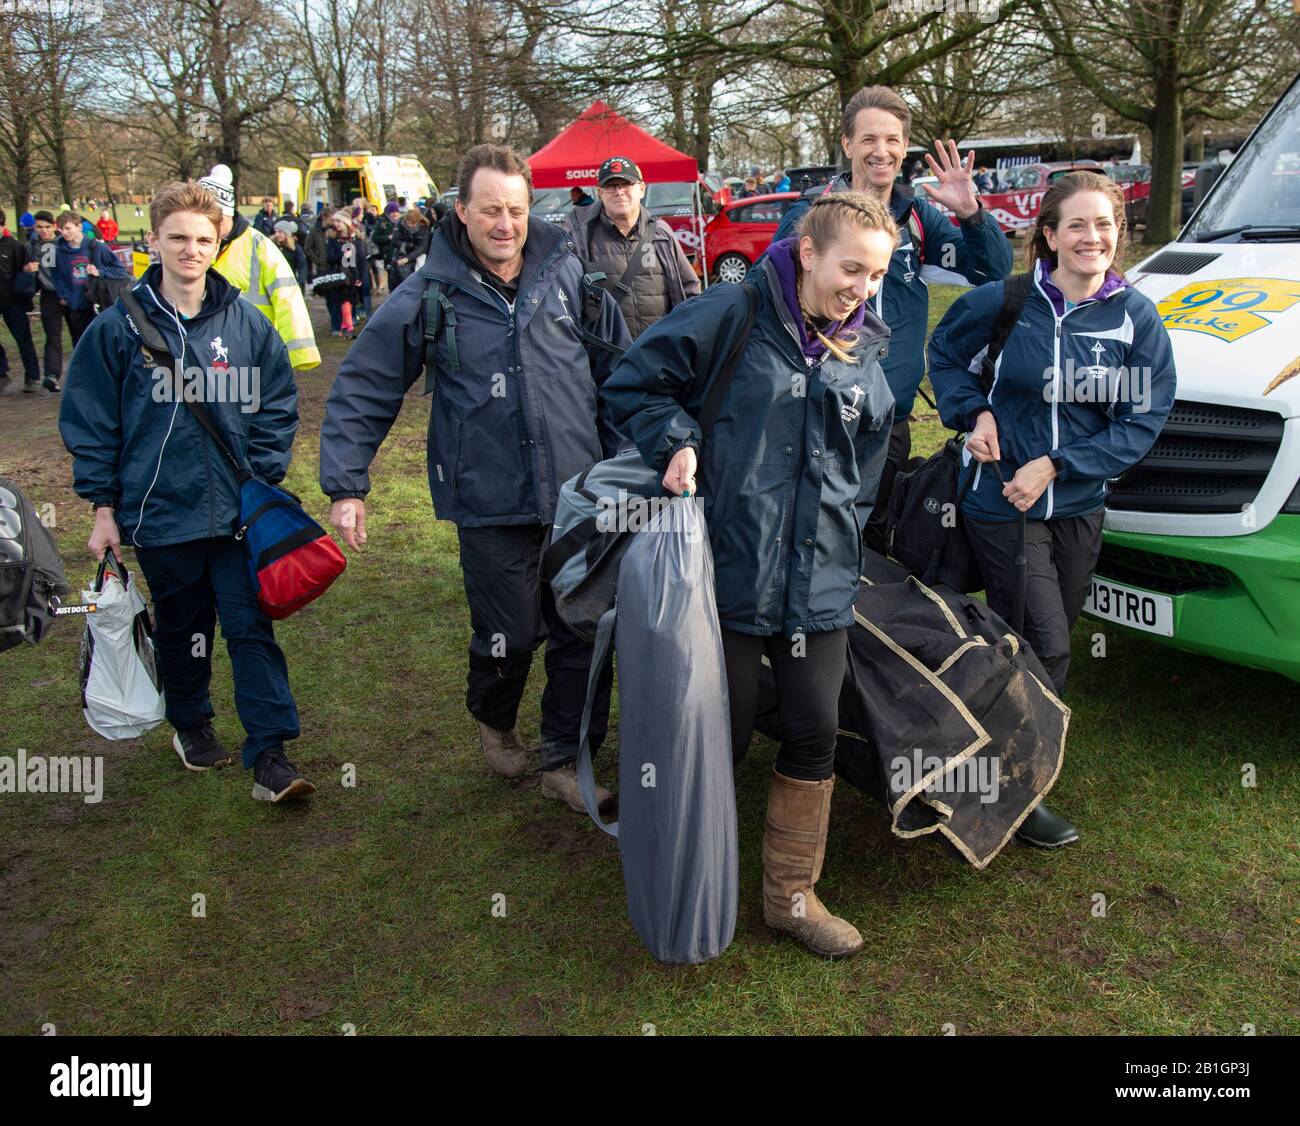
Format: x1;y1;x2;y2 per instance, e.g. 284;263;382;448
1;258;1296;1036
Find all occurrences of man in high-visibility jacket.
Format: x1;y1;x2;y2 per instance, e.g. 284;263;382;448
198;165;320;371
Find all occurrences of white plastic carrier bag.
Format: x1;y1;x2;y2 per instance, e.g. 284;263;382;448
79;551;166;740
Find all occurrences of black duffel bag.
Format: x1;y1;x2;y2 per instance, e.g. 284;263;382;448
309;271;351;295
886;437;983;592
886;271;1034;595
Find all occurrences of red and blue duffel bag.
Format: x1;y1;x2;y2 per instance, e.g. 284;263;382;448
235;477;346;619
120;290;346;619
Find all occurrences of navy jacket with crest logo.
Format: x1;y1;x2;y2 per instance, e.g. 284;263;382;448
58;264;297;547
601;256;895;637
928;261;1177;522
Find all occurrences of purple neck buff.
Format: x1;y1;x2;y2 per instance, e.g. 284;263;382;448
768;237;867;363
1036;257;1127;316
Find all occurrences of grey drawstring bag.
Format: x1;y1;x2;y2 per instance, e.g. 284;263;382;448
576;496;738;964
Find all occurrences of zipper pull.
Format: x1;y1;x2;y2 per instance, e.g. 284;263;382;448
234;525;247;542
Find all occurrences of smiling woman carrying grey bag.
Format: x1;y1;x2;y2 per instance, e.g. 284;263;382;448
602;192;897;960
928;171;1177;849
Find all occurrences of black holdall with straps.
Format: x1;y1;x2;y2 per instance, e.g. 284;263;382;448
541;284;759;642
885;271;1033;629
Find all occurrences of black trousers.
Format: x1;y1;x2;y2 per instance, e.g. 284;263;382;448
66;303;94;347
722;628;847;781
964;509;1105;695
0;302;39;382
38;290;66;381
458;523;612;771
864;417;912;555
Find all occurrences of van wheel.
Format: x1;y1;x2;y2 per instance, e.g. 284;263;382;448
713;253;750;284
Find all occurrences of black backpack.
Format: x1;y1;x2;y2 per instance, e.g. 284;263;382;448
886;272;1033;604
0;475;71;654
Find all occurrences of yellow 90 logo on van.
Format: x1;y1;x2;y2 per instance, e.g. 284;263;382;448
1157;277;1300;342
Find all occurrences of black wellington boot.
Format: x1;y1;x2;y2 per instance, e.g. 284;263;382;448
1016;802;1079;848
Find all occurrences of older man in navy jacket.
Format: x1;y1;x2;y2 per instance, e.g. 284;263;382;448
320;144;630;813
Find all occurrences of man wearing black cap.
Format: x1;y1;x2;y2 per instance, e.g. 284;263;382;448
565;156;700;339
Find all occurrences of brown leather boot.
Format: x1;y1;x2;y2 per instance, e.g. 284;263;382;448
477;722;531;778
540;764;614;815
762;770;863;959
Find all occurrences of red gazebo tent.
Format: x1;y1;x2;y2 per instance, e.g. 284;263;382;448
527;100;698;187
528;100;709;279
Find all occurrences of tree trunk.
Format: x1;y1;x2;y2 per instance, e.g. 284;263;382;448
690;72;712;171
1146;58;1183;244
1185;129;1204;162
8;102;35;217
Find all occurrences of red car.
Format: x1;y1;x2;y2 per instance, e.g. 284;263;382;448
977;162;1108;232
703;191;800;283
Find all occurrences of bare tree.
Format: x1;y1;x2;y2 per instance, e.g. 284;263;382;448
192;0;296;196
289;0;359;151
355;0;406;151
0;13;41;213
28;0;104;204
1028;0;1298;243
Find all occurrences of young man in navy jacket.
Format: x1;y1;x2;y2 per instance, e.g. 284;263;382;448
59;181;314;803
51;210;130;349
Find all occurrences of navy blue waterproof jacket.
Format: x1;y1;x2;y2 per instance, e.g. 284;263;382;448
928;262;1177;522
770;173;1012;420
602;257;895;637
319;216;630;527
52;235;130;311
58;265;298;547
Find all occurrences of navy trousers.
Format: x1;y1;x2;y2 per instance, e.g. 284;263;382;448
134;536;300;768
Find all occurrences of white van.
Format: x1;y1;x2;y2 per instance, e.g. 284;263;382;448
1084;75;1300;682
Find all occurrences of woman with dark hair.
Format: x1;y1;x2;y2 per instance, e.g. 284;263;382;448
603;192;897;960
928;171;1177;847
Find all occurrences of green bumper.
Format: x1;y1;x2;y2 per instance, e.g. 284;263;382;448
1094;515;1300;682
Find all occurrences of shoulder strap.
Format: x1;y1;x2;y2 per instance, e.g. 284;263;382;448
610;217;660;301
906;205;925;265
120;289;251;482
979;271;1034;395
576;605;618;836
119;289;169;356
697;283;758;438
422;280;459;394
577;271;625;358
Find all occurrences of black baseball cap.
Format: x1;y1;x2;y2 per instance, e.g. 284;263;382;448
598;157;643;186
